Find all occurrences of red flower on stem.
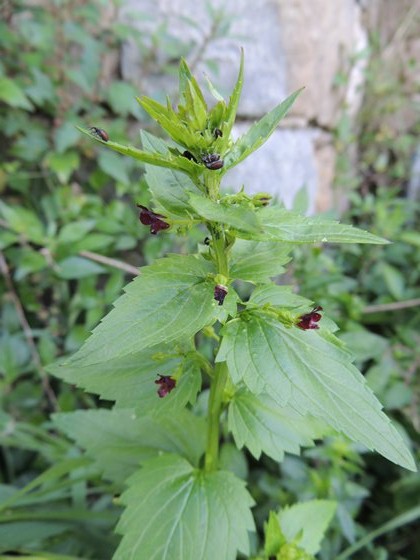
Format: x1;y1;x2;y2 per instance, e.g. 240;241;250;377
155;375;176;398
297;306;323;330
214;284;228;305
137;205;170;235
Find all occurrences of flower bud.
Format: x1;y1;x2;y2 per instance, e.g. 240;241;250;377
214;284;228;306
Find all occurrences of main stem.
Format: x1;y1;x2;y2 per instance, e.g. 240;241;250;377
204;170;229;471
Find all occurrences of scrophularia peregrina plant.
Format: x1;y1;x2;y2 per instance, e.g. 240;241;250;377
49;52;416;560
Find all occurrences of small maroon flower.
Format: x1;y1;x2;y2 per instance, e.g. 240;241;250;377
297;306;323;330
202;153;224;170
137;205;170;235
155;375;176;398
214;284;228;306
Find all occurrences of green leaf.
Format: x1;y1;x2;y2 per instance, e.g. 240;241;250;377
44;150;80;183
60;255;218;367
58;220;96;244
204;73;225;102
98;150;130;184
339;330;388;362
378;261;405;299
0;202;45;244
54;121;80;153
49;347;202;415
78;127;199;176
114;454;255;560
55;256;106;279
278;500;337;555
217;318;292;406
224;88;303;172
141;131;198;216
188;193;261;233
26;68;55;105
252;207;389;244
218;313;416;471
264;511;286;556
230;240;292;283
0;77;33;110
106;81;141;117
53;409;206;482
248;285;310;308
224;49;244;138
0;521;69;552
179;58;207;112
138;97;200;151
228;388;321;461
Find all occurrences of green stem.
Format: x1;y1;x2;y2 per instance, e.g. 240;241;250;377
204;361;228;471
203;169;229;471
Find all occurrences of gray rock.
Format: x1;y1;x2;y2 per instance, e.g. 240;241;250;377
225;125;318;213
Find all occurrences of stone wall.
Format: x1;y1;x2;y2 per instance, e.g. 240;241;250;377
120;0;420;213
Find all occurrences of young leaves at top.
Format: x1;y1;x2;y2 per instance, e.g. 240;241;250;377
114;454;255;560
223;87;303;173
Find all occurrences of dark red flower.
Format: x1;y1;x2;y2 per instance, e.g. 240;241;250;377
214;284;228;306
137;205;170;235
297;306;323;330
155;375;176;398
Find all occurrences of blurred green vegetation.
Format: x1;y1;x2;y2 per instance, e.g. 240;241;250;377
0;1;419;558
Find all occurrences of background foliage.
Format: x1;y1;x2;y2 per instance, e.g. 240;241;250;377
0;1;419;559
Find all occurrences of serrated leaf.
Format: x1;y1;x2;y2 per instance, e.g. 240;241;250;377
224;88;303;172
53;409;206;482
228;388;320;461
278;500;337;554
49;347;201;415
252;206;389;244
114;454;255;560
218;313;416;471
141;131;198;216
230;240;292;283
189;193;261;233
59;255;218;367
248;285;310;308
217;318;292;406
